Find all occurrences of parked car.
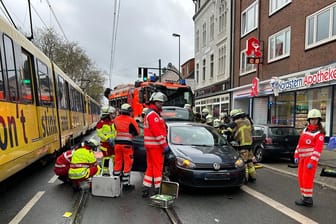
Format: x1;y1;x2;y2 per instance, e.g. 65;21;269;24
252;124;300;162
132;121;245;189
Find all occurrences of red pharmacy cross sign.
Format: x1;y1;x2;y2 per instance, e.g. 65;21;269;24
246;37;262;57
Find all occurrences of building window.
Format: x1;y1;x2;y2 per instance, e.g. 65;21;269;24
202;59;206;81
306;2;336;49
268;27;291;62
202;22;206;47
269;0;291;15
241;1;258;37
210;15;214;41
196;63;199;83
219;0;227;33
210;54;214;78
196;30;200;52
218;44;226;75
240;50;256;75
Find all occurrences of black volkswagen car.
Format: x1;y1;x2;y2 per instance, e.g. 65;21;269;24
132;120;245;189
252;124;300;162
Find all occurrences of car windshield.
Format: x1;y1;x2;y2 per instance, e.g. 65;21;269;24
161;107;194;121
269;127;300;136
169;125;227;146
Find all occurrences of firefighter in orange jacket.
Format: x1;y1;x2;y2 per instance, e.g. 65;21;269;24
142;92;169;197
294;109;325;207
68;138;101;191
113;103;140;191
54;149;74;183
96;106;117;174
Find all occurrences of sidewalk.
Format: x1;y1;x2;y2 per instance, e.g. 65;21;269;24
318;146;336;168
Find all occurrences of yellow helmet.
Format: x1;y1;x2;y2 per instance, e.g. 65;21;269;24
230;109;244;118
202;108;209;114
213;119;221;128
307;109;322;120
206;114;214;124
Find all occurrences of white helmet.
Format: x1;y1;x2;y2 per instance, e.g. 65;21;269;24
213;119;221;128
307;109;322;120
184;104;191;110
206;114;214;124
102;106;116;115
202;108;209;114
149;92;167;102
120;103;132;114
84;138;99;150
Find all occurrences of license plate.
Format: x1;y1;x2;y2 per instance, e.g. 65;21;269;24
205;172;230;180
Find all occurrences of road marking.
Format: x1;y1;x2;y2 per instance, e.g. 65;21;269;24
241;185;318;224
48;174;59;183
9;191;45;224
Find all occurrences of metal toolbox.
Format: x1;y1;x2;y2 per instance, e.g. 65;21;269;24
91;160;121;198
150;181;179;208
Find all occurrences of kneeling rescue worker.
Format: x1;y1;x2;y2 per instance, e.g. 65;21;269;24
54;148;74;183
68;138;101;191
113;103;140;191
227;109;256;183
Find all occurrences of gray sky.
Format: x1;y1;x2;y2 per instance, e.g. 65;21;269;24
0;0;195;88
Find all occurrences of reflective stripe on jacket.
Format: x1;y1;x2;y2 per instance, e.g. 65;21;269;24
294;126;325;166
96;118;116;142
68;147;97;180
144;108;167;149
114;114;139;145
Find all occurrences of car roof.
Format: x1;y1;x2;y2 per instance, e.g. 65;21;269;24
166;121;208;127
254;124;295;128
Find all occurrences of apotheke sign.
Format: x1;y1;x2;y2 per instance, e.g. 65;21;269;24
276;66;336;92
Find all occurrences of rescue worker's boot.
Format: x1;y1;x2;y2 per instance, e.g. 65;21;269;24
295;197;313;207
142;186;151;198
102;158;110;176
123;184;135;191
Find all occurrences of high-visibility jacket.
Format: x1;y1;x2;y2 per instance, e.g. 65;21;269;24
144;106;167;150
294;124;325;167
114;115;139;145
96;118;116;152
68;146;99;180
228;117;253;147
54;149;73;176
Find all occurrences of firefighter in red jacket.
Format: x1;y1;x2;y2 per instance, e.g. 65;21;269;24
142;92;169;197
113;103;140;191
96;106;117;174
294;109;325;207
54;149;74;183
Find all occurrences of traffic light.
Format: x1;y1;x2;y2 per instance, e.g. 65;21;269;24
143;68;148;81
247;57;262;64
138;67;142;78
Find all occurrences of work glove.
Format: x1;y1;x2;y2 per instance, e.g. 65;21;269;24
307;163;313;169
108;138;115;147
294;158;299;164
164;146;170;154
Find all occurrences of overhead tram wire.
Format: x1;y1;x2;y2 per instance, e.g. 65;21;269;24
0;0;17;29
108;0;121;88
45;0;68;42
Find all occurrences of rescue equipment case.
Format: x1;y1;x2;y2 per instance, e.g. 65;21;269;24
150;181;179;208
91;161;121;197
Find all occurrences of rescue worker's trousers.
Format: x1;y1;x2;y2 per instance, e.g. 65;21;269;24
100;142;115;173
297;157;316;197
54;165;69;177
113;144;134;185
70;166;100;187
143;147;164;189
239;149;256;180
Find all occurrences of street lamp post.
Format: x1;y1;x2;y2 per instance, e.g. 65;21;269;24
172;33;181;78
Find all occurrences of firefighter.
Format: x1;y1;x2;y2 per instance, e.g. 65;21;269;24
142;92;169;198
294;109;325;207
206;114;214;126
68;138;101;191
96;105;117;175
213;118;223;134
54;148;75;183
227;108;256;183
113;103;140;191
201;108;209;123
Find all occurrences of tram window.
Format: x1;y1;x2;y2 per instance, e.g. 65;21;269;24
37;60;54;107
0;62;4;100
19;51;33;104
3;34;18;102
57;75;69;109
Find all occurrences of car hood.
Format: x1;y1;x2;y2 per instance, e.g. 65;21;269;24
170;144;240;163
